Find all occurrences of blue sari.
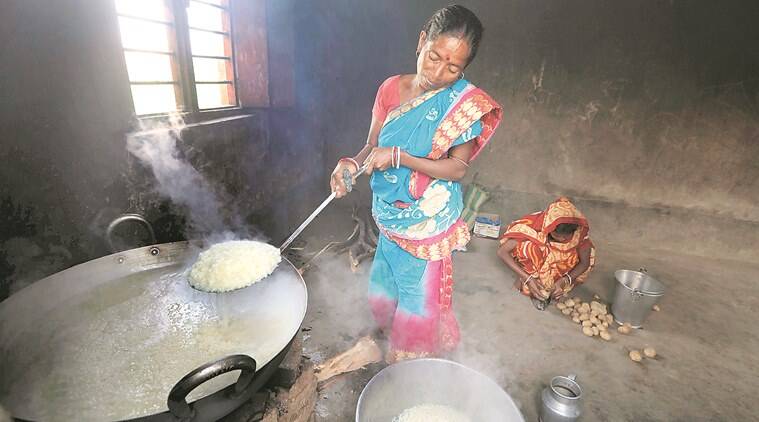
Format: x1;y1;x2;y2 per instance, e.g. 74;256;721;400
367;77;502;362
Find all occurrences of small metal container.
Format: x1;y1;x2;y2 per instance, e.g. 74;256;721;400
539;374;582;422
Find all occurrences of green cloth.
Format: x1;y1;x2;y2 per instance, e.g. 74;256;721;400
461;184;490;229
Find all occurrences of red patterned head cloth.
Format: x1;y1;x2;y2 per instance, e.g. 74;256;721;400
500;197;595;297
501;197;591;250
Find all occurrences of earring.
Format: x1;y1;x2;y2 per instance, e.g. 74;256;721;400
459;72;465;80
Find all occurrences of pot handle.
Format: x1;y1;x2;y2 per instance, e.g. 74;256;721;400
106;213;157;252
167;354;257;420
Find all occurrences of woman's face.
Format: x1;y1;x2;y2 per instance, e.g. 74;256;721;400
549;231;574;243
415;31;470;91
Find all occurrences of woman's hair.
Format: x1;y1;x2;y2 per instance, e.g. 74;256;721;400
554;223;579;235
421;5;484;65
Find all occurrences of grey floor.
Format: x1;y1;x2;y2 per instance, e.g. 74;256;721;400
298;206;759;422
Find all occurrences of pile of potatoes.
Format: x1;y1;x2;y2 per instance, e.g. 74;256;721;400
556;297;614;341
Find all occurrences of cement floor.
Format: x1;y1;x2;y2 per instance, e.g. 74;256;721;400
298;206;759;422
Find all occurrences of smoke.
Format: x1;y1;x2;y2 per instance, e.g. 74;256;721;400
126;114;247;241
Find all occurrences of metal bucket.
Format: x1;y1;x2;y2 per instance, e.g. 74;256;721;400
611;269;665;328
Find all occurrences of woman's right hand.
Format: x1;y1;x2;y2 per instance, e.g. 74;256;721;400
330;160;358;198
525;275;548;300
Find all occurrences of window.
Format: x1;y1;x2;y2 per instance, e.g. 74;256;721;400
115;0;238;116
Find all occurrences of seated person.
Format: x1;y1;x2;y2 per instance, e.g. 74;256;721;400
497;197;595;310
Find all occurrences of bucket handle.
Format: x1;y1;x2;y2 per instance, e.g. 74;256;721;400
629;288;645;301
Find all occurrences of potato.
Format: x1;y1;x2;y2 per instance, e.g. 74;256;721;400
571;311;579;318
617;325;632;335
579;313;590;321
589;317;602;326
582;320;593;327
652;304;661;312
582;326;594;337
572;316;582;324
579;303;591;313
592;326;600;336
600;330;612;341
629;350;643;362
606;314;614;324
598;306;608;315
590;309;599;318
557;302;567;310
561;308;573;316
644;347;657;358
564;299;576;308
602;321;609;328
573;303;582;311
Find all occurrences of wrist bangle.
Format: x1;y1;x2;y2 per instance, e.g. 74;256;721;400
395;147;401;169
564;273;573;286
339;157;359;171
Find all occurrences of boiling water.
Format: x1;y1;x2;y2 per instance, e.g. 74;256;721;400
0;264;301;421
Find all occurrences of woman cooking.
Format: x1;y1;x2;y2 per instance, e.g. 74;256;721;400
497;197;596;310
330;5;502;363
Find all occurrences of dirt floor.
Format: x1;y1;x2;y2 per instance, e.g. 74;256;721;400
297;206;759;422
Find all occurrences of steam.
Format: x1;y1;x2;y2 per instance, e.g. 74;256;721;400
126;114;246;241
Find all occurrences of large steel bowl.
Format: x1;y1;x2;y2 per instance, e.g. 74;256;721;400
356;359;525;422
0;241;307;421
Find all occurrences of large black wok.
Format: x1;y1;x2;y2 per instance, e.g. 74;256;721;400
0;241;307;421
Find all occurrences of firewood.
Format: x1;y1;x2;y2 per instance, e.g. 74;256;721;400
314;336;382;382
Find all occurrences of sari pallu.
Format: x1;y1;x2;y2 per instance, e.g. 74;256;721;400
499;197;596;299
368;78;502;361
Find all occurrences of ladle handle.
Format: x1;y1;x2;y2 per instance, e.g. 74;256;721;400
167;354;257;420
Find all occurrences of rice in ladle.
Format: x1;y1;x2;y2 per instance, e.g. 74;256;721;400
189;240;281;292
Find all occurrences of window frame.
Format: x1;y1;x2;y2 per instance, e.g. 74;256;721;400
117;0;243;120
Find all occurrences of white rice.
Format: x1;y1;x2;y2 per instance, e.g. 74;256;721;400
188;240;281;292
393;404;471;422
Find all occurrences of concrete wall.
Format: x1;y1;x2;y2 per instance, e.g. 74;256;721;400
0;0;315;298
294;0;759;260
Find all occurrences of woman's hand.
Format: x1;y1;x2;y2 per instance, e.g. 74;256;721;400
330;160;358;198
525;275;548;300
363;147;394;175
552;275;571;300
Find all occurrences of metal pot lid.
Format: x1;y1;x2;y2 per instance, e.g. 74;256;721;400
0;241;307;421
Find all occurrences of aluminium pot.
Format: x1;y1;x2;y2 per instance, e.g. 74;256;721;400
0;241;308;422
356;358;525;422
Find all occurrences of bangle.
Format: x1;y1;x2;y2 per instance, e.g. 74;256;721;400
563;273;573;286
339;157;359;171
395;147;401;169
390;147;396;169
449;155;470;167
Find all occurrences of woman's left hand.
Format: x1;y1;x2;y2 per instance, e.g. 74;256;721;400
363;147;394;175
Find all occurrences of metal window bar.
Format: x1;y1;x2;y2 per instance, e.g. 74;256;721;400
130;81;180;85
117;14;174;26
191;0;229;11
187;27;230;36
191;54;232;61
124;48;176;56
